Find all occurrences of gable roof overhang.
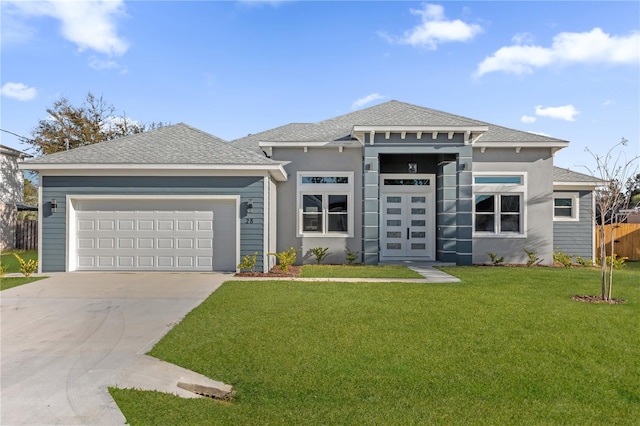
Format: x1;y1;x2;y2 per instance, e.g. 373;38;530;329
19;162;289;182
1;144;32;159
258;139;362;155
475;140;570;155
351;125;489;145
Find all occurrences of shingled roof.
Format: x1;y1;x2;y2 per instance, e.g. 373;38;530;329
553;166;601;185
232;100;568;153
23;123;277;166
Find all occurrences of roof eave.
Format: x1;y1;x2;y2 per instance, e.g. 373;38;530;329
553;181;605;189
19;162;288;181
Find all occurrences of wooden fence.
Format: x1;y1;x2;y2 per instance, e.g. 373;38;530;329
15;220;37;250
595;223;640;261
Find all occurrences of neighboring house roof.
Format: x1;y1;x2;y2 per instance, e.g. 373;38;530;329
0;144;32;159
20;123;288;180
232;100;568;153
553;166;603;188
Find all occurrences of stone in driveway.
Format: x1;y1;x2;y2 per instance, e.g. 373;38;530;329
0;272;230;425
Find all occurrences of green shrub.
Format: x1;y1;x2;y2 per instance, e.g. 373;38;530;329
268;247;298;273
523;248;540;267
553;249;573;267
12;253;38;277
344;247;360;265
487;252;504;265
309;247;330;264
237;252;258;272
596;254;628;269
576;256;593;267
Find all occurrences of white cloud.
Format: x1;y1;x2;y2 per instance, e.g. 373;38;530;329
521;115;537;123
535;105;579;122
512;32;535;45
394;4;483;49
89;57;128;74
528;131;551;137
351;93;385;110
476;28;640;76
1;82;37;101
603;99;614;106
5;0;129;56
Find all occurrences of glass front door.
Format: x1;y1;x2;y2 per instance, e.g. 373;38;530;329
380;174;435;260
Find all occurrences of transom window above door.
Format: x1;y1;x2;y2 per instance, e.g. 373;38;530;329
297;172;354;237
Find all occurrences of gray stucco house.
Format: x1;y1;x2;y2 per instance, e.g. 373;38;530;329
21;100;599;272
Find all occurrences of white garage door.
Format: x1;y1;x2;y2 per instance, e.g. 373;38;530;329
72;199;236;271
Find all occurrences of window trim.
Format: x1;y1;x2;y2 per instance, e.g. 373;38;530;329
297;171;354;237
473;172;527;238
553;192;579;222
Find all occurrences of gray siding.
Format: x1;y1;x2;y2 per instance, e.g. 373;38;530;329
472;148;555;264
269;147;364;265
41;176;264;272
553;191;594;260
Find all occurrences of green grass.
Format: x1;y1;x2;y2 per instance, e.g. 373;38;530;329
1;276;47;291
1;250;38;274
110;266;640;425
300;264;423;278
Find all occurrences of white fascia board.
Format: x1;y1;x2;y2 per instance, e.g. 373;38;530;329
20;163;288;181
474;141;570;149
258;141;361;148
351;125;488;133
553;182;602;190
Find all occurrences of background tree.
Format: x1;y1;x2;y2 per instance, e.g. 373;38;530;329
18;178;38;220
584;137;639;301
21;92;165;155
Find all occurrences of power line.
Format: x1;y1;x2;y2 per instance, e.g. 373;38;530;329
0;128;34;142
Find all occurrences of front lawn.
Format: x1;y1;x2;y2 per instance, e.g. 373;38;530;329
1;276;47;291
300;264;423;278
111;266;640;425
1;250;38;274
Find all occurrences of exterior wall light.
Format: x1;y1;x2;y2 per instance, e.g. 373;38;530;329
247;199;253;213
51;199;58;213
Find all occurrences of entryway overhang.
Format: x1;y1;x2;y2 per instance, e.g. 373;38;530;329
351;125;488;145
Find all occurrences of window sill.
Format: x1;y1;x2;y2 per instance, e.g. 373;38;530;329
298;232;353;238
473;233;527;239
553;217;579;222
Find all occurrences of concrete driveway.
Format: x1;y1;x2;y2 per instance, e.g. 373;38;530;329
1;272;230;425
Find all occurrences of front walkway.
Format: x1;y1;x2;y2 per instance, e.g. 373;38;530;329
232;262;460;283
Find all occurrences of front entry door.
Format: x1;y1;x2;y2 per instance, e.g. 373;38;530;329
380;174;435;260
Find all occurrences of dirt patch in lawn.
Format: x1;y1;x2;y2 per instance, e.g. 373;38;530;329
572;295;626;304
235;265;301;278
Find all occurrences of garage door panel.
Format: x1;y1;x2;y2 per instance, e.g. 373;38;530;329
118;220;135;231
138;257;154;267
73;199;235;271
138;220;154;231
118;238;134;249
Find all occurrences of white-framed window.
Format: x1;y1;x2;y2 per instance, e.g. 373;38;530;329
297;172;354;237
553;192;579;221
473;173;527;237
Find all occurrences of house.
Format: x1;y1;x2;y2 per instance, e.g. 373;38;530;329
21;100;599;272
1;144;31;251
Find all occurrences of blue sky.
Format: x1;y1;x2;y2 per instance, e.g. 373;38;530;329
1;1;638;172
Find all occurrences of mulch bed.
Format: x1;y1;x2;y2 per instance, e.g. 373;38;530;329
572;295;626;304
235;265;301;278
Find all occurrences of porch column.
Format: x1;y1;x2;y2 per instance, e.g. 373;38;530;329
362;151;379;264
456;146;473;265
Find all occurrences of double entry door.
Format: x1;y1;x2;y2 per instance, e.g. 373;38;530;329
380;174;435;260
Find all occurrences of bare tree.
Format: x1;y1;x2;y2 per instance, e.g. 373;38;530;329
22;92;165;156
584;138;639;301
